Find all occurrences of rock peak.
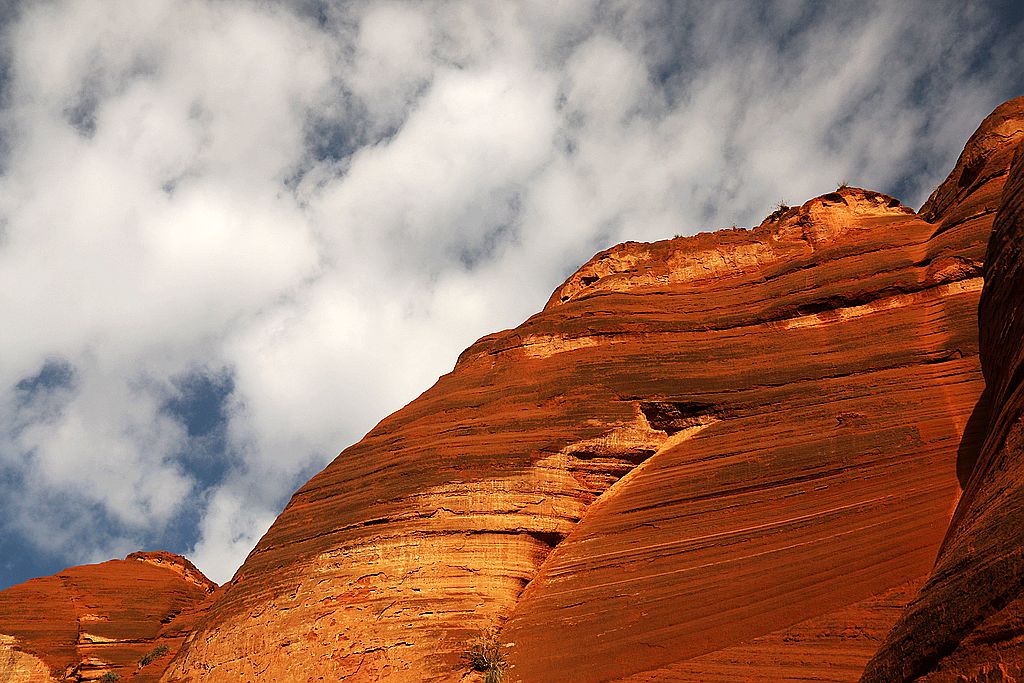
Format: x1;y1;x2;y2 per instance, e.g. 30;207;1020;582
920;95;1024;221
126;550;218;593
545;186;912;309
0;552;218;682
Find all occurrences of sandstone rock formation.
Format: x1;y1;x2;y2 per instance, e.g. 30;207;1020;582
160;100;1023;682
0;552;216;682
5;98;1022;683
861;98;1024;682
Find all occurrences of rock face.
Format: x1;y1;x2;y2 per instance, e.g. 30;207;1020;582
5;100;1021;683
162;101;1022;682
0;552;216;682
861;99;1024;682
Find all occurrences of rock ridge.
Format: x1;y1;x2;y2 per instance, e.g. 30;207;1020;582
861;95;1024;683
544;187;912;310
126;553;218;595
0;552;216;682
4;98;1024;683
162;100;1019;681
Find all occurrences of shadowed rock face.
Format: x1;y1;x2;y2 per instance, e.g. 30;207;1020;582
162;100;1022;682
0;552;216;682
862;98;1024;683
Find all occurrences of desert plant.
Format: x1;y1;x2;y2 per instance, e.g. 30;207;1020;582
139;643;171;667
100;673;120;682
836;180;850;190
764;201;790;223
462;630;506;683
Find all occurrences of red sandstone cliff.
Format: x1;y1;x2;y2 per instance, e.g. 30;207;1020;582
0;552;216;682
158;100;1022;681
861;99;1024;682
4;98;1023;683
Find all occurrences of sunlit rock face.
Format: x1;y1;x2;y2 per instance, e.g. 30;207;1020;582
3;100;1018;683
0;552;216;682
862;97;1024;683
162;100;1022;682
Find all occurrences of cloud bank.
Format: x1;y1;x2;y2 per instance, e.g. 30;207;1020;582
0;0;1020;586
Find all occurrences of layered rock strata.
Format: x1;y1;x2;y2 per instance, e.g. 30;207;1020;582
162;102;1022;682
862;98;1024;682
4;99;1019;683
0;552;216;682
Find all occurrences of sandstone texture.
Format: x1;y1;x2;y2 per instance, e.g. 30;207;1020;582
161;100;1024;682
6;99;1022;683
861;97;1024;682
0;552;216;682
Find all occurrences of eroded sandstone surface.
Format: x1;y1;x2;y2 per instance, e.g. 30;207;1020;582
161;99;1023;682
862;98;1024;683
5;98;1023;683
0;552;216;682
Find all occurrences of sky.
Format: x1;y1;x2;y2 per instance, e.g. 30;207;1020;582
0;0;1022;590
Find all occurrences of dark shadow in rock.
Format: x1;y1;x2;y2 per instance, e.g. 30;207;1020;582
957;386;992;490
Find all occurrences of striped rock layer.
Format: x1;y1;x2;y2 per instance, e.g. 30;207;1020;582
161;99;1024;682
0;552;216;682
862;98;1024;682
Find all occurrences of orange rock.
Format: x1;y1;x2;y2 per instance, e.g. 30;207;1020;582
164;101;1023;682
861;97;1024;682
0;552;216;682
621;578;928;682
7;99;1020;683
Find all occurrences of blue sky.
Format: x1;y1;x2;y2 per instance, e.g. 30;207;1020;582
0;0;1022;590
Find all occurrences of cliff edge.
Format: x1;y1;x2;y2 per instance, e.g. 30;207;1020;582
4;98;1023;683
862;97;1024;683
162;101;1020;681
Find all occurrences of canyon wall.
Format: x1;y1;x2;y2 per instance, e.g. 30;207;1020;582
3;98;1021;683
862;99;1024;682
162;100;1021;682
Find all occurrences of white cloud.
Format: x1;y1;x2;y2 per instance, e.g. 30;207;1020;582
0;0;1018;585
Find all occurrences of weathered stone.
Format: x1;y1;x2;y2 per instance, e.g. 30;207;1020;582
0;552;216;682
7;98;1023;683
862;96;1024;683
165;100;1022;681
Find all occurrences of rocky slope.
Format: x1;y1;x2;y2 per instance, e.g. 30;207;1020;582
4;98;1021;683
861;100;1024;682
159;100;1022;682
0;552;216;682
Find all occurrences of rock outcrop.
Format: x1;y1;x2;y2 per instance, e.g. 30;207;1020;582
5;99;1022;683
161;100;1022;682
0;552;216;682
861;98;1024;682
